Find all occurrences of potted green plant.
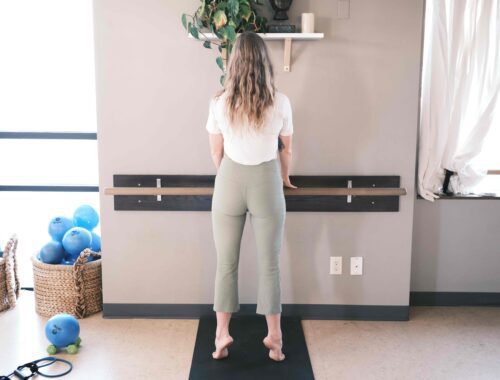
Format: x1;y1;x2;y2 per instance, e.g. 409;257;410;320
182;0;267;85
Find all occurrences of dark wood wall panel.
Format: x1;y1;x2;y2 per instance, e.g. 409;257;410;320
112;174;403;212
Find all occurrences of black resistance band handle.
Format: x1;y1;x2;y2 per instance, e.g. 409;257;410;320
4;357;73;379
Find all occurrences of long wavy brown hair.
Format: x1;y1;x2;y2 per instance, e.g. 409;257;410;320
216;31;275;132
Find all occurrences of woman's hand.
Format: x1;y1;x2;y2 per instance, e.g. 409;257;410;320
283;176;298;189
278;135;295;189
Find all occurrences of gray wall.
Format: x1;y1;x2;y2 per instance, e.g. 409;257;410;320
411;199;500;292
93;0;424;307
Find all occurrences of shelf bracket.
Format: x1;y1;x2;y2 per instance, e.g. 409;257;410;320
284;38;292;72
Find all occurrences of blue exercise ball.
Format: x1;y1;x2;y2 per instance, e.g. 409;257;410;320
73;205;99;231
86;253;100;262
45;313;80;348
90;232;101;252
62;252;76;265
39;241;65;264
48;217;74;242
62;227;92;256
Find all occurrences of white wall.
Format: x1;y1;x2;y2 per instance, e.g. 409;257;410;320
411;199;500;292
93;0;424;307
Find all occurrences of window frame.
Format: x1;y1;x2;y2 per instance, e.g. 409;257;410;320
0;131;99;192
415;170;500;200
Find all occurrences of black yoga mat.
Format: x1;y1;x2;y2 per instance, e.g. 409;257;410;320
189;315;315;380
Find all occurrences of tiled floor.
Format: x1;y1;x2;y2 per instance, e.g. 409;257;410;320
1;292;499;379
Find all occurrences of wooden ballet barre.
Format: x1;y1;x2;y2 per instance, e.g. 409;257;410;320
108;175;404;211
104;187;407;196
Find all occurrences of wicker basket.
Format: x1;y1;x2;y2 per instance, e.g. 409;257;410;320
32;248;102;319
0;234;20;312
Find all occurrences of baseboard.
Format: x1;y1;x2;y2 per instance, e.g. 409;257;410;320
410;291;500;306
102;293;500;320
102;303;409;321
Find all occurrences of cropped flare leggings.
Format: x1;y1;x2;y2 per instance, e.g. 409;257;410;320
211;153;286;315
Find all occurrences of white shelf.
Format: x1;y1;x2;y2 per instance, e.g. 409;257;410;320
188;32;324;72
189;32;324;41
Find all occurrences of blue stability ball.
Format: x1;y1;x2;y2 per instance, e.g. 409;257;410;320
62;252;76;265
45;314;80;348
48;217;74;242
73;205;99;231
90;232;101;252
62;227;92;256
39;241;65;264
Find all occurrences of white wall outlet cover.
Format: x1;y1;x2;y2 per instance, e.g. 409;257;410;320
330;256;342;275
350;257;363;275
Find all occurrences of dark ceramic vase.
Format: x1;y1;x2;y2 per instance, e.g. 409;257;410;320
270;0;293;21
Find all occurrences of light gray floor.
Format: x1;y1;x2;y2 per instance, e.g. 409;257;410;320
1;292;499;379
305;306;500;379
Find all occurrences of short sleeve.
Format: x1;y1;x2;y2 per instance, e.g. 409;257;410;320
205;98;222;134
279;95;293;136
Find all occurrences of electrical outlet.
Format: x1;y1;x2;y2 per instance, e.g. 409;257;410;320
330;256;342;275
350;257;363;275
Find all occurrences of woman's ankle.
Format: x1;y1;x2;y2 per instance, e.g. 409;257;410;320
266;332;282;341
215;330;231;339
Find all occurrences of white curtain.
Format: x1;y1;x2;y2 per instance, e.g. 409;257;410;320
418;0;500;201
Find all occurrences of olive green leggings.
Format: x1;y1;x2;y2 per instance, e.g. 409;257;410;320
211;153;286;315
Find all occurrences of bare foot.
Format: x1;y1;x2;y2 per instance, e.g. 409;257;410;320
263;335;285;362
212;335;234;359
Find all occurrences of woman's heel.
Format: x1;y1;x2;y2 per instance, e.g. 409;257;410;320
263;336;286;362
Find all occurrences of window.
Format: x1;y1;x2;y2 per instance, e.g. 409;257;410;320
0;0;99;287
470;111;500;195
0;0;97;133
455;15;500;196
418;1;500;199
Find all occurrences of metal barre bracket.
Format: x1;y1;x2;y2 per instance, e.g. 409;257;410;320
156;178;161;202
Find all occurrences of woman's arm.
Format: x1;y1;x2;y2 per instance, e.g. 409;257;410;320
278;134;297;188
209;133;224;170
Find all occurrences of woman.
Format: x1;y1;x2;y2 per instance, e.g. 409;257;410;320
205;31;296;362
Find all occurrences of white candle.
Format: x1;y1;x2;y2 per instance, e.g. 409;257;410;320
301;13;315;33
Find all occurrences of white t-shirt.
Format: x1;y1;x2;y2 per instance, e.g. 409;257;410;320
205;91;293;165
